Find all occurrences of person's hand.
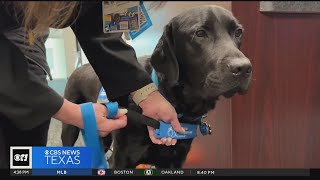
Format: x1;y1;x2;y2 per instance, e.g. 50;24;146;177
92;103;128;137
54;99;128;137
138;91;185;146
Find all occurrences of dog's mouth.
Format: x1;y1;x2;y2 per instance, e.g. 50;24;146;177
222;87;239;98
222;86;248;98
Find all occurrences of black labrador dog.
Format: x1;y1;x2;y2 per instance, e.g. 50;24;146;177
61;5;252;168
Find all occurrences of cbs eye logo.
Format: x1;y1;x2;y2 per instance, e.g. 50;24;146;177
14;153;28;162
10;147;32;169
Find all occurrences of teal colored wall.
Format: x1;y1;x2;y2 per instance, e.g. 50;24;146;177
48;78;67;96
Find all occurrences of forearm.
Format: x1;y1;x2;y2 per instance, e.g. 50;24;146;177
53;99;83;129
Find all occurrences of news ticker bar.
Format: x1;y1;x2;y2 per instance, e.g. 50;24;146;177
8;169;320;176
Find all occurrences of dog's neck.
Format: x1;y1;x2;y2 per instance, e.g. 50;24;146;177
154;71;218;122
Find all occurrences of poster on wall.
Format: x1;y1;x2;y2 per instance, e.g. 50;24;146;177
260;1;320;13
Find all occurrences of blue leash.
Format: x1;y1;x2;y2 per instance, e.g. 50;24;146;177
80;101;119;169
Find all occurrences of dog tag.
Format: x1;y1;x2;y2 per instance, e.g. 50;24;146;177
102;1;140;33
200;121;212;136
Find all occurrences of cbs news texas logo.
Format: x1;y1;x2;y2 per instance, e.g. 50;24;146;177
10;146;92;169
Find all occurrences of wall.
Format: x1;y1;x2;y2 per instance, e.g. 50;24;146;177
127;1;231;57
45;31;67;79
232;1;320;168
46;28;69;95
63;27;78;77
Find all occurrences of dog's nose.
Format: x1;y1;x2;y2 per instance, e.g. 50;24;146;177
228;58;252;77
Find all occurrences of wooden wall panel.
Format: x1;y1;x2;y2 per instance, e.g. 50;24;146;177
184;98;232;168
232;2;320;168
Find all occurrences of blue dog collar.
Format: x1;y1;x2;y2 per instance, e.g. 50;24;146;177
151;69;159;88
154;121;198;139
152;68;212;139
97;87;108;103
153;115;212;140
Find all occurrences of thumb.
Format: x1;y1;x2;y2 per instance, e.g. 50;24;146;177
171;118;185;134
115;108;128;118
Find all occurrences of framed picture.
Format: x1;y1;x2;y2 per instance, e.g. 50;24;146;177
260;1;320;13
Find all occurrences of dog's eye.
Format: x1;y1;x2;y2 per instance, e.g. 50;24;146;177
235;28;243;38
196;30;206;37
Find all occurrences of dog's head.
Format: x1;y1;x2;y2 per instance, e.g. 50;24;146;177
150;5;252;116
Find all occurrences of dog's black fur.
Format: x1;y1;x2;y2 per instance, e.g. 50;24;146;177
61;5;252;168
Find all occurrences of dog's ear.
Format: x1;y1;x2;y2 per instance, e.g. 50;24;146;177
150;22;179;86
